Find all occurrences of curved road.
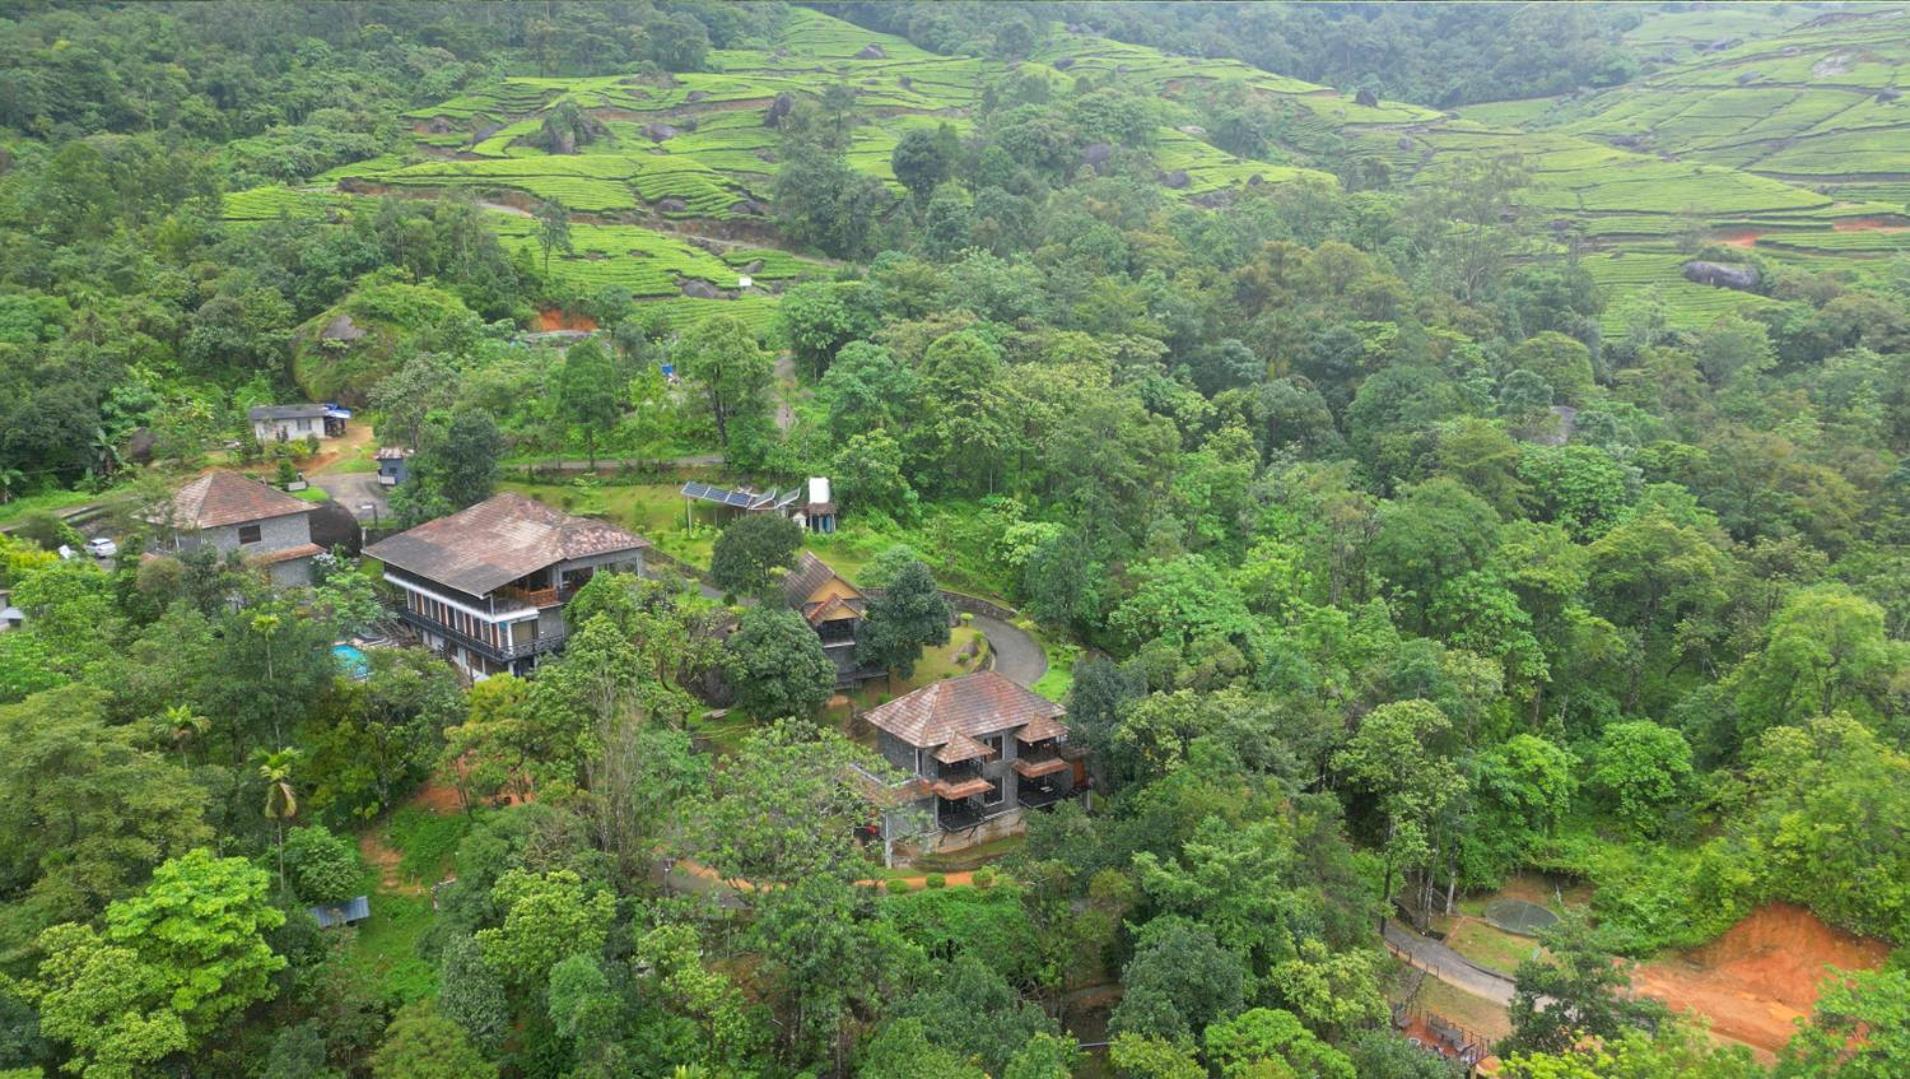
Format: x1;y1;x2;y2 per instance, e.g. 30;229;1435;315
972;613;1046;688
1384;922;1518;1006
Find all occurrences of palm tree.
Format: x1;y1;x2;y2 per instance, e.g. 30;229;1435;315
258;747;300;891
153;705;209;767
88;427;123;479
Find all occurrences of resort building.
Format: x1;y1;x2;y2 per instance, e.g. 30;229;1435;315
862;671;1085;850
363;493;649;680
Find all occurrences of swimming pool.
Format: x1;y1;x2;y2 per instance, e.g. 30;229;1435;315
332;643;371;680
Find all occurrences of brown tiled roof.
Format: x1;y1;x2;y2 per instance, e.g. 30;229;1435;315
934;732;997;764
781;551;865;624
364;493;650;597
930;776;993;800
246;542;325;566
1017;714;1069;743
1013;756;1069;779
862;671;1066;749
160;470;315;530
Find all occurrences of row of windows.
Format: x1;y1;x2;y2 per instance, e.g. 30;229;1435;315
405;589;502;650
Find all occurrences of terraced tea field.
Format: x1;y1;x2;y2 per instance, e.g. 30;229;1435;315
249;5;1910;336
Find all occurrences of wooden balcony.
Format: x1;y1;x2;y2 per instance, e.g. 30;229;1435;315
494;583;577;610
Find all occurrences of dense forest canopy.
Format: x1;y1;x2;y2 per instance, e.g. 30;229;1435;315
1;2;1909;1077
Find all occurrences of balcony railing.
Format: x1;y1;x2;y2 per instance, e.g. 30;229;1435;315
494;583;578;610
1018;785;1068;809
397;608;566;661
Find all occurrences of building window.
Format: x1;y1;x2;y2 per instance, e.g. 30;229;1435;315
983;777;1004;806
237;524;262;545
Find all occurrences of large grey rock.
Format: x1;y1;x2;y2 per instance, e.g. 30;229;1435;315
764;92;796;128
656;197;689;213
320;314;367;342
1160;169;1191;189
855;43;887;60
1683;260;1761;291
680;279;721;299
642;123;680;141
1355;87;1379;107
1080;142;1113;168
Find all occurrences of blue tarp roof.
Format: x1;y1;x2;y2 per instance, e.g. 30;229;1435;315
309;895;372;928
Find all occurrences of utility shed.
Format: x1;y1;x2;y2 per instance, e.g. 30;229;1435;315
309;895;371;928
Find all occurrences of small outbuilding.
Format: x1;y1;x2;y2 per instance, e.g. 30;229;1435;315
250;403;350;443
374;447;414;487
309;895;371;928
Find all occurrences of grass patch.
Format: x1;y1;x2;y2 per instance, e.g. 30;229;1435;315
290;485;331;502
344;890;438;1004
385;806;472;888
688;708;757;757
1028;627;1079;703
0;486;123;527
1444;919;1542;975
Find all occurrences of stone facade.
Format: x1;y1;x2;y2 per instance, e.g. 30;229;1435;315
171;510;318;587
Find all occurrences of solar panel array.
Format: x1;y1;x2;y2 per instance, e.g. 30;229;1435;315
681;480;757;508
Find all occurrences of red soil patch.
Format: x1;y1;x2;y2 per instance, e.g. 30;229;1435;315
1631;904;1889;1059
536;308;599;332
1833;216;1910;232
1718;229;1761;248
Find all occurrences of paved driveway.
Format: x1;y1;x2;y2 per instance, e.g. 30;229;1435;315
313;470;388;522
972;613;1046;688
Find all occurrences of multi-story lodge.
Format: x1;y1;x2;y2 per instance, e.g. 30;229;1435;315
781;550;883;687
150;470;325;587
863;671;1085;850
364;493;649;680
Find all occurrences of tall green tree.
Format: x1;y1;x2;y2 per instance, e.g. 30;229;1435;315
1502;914;1665;1058
676;315;773;455
855;559;951;681
555;339;620;470
709;513;802;599
371;1001;497;1079
533;198;571;274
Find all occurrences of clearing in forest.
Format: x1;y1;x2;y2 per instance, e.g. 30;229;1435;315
1630;903;1890;1058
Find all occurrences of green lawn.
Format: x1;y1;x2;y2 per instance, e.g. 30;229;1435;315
1443;919;1542;975
344;890;438;1003
0;486;120;528
1028;627;1079;702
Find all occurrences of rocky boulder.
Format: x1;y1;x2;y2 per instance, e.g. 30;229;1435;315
1683;260;1761;291
1355;87;1379;107
855;43;887;60
764;92;796;128
320;314;367;343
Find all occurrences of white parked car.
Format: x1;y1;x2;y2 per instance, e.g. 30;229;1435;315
85;536;118;559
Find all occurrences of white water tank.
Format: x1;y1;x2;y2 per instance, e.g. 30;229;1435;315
808;476;831;504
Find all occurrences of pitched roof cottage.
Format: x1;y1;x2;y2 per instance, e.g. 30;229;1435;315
150;470;324;587
780;550;880;686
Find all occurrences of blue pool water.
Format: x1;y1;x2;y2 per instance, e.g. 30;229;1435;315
332;643;371;680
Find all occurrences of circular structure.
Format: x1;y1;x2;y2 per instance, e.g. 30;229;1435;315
1483;898;1559;938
